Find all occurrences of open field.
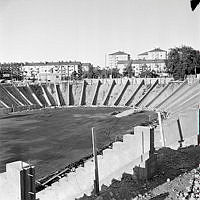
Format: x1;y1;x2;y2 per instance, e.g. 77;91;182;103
0;107;156;179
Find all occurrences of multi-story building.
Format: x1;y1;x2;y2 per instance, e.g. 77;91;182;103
22;61;82;82
132;48;167;76
108;51;130;74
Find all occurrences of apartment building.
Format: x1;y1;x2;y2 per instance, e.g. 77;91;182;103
108;51;130;74
133;48;167;76
22;61;82;82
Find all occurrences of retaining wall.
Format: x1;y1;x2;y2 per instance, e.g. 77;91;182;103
37;126;152;200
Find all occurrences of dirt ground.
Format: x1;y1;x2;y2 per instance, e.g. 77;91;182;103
79;145;200;200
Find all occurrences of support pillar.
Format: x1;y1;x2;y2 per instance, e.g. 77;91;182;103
2;161;36;200
157;112;165;147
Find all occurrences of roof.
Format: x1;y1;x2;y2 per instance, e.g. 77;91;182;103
148;48;167;53
109;51;130;56
24;61;82;66
138;48;167;56
138;52;148;56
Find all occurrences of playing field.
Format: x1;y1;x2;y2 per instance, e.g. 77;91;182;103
0;107;156;179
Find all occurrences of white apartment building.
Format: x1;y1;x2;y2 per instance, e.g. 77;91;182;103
108;51;130;74
133;48;167;76
22;61;82;82
138;48;167;60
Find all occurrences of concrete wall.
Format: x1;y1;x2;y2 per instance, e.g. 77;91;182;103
4;86;29;106
58;82;69;106
29;84;48;107
108;82;125;106
0;161;35;200
156;80;190;111
71;83;83;106
37;126;152;200
18;86;40;107
84;77;172;85
41;84;56;106
96;82;110;106
0;79;172;110
0;85;21;107
46;83;59;106
85;82;97;105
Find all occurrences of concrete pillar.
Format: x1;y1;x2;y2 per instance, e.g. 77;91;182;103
114;79;130;106
0;161;36;200
125;79;144;106
0;99;10;108
157;112;165;147
91;80;101;105
135;79;159;107
79;80;87;106
54;83;61;106
102;80;116;106
4;87;24;106
27;85;43;107
14;85;33;106
41;85;51;106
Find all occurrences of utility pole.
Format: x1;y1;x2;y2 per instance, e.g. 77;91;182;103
92;127;99;195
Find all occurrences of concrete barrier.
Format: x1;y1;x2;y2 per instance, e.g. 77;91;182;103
171;92;200;115
56;84;66;106
0;161;35;200
135;79;159;107
113;79;130;106
102;80;116;106
79;80;87;106
146;82;171;108
125;80;145;106
27;85;43;107
54;83;61;106
3;86;25;106
13;85;33;106
156;80;189;110
41;84;51;106
91;80;101;105
0;99;9;108
166;81;200;113
37;126;153;200
96;82;110;106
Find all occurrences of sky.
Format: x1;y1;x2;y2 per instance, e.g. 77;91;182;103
0;0;200;67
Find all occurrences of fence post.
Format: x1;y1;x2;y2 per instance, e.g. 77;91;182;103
177;117;184;148
149;127;155;155
92;127;99;195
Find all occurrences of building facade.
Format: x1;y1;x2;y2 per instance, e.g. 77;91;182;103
22;61;82;82
133;48;167;76
108;51;130;74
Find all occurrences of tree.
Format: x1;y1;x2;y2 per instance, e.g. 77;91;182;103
140;70;159;78
77;65;83;80
166;46;200;80
71;71;77;80
123;62;133;77
111;68;120;78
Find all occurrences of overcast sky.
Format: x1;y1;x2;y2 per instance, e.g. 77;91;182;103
0;0;199;67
